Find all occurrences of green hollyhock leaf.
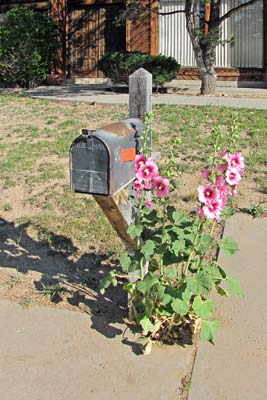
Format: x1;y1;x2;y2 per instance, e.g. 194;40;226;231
227;276;245;297
201;264;223;281
184;232;195;243
172;239;186;256
150;283;165;301
142;209;157;222
140;316;155;335
218;237;239;256
166;205;176;219
172;211;188;225
171;298;189;317
201;319;220;344
162;293;173;306
220;206;236;221
120;253;132;272
122;282;136;295
186;272;212;296
215;285;229;297
217;266;227;279
161;230;171;243
136;272;159;295
142;240;155;260
111;277;118;287
156;305;173;317
192;296;214;319
163;249;181;266
100;274;113;294
162;284;190;306
128;224;142;239
198;234;213;252
137;336;150;346
171;226;185;238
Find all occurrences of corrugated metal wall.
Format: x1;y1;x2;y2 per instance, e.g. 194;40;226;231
159;0;263;68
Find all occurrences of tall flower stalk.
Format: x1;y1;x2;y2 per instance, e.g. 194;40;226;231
100;114;245;348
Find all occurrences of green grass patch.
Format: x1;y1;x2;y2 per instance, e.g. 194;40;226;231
0;95;266;256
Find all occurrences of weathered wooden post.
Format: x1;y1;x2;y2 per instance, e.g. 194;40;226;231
94;69;152;250
70;68;152;252
129;68;152;119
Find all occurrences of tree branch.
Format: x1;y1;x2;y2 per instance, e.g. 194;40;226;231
216;0;261;26
143;6;185;16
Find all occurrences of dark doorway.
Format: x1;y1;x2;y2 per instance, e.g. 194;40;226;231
69;5;126;78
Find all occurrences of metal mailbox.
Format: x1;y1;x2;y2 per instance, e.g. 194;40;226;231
70;118;147;196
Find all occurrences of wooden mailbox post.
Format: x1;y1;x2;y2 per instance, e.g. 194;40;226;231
95;68;152;249
70;68;152;250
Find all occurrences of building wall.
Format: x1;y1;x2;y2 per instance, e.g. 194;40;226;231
0;0;49;12
159;0;264;69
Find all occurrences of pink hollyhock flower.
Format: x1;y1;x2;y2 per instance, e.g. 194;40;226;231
229;185;238;196
153;176;170;198
200;168;212;180
218;150;228;158
202;200;223;222
143;180;152;190
227;152;245;173
198;207;205;218
215;175;226;186
198;185;219;204
135;154;147;172
144;200;152;208
217;184;228;207
133;179;144;196
232;186;238;196
136;158;159;181
216;162;228;174
225;168;242;186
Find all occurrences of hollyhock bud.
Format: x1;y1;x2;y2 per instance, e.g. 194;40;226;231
133;179;144;196
216;162;228;174
144;200;152;208
200;168;212;180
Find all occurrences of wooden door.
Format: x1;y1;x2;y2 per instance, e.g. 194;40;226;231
69;5;126;78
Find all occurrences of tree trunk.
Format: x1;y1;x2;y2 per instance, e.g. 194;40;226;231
185;0;220;96
200;69;217;95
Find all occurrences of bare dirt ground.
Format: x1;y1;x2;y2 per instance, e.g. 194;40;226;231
0;95;266;328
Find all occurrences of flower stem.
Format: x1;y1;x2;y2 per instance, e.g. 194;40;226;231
184;220;203;276
140;256;145;280
210;220;217;236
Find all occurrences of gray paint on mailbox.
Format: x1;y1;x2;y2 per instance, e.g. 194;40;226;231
70;118;147;196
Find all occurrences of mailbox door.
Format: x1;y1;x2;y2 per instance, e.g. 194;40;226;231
71;135;109;195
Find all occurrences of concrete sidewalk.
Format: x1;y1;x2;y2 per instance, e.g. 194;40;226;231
189;214;267;400
0;214;266;400
0;300;195;400
26;83;267;109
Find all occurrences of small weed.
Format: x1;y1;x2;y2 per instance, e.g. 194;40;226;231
19;297;35;308
178;374;192;399
5;272;23;289
38;281;65;302
3;202;12;211
46;118;57;125
247;203;267;218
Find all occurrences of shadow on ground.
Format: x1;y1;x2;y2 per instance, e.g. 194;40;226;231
0;218;129;341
